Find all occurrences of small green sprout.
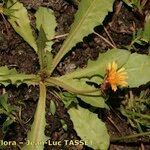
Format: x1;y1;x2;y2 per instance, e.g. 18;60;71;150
120;89;150;132
127;13;150;51
49;100;56;116
0;93;17;133
61;119;68;131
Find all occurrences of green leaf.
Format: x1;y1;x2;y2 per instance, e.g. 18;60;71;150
61;92;78;108
36;27;49;70
22;82;48;150
2;117;14;132
35;7;56;44
69;105;110;150
53;49;130;93
61;119;68;131
124;53;150;87
35;7;57;71
51;0;115;73
141;13;150;43
36;27;54;72
78;92;106;108
0;66;16;76
49;100;56;115
0;145;6;150
6;0;37;51
0;93;9;112
131;13;150;45
0;93;16;133
0;108;6;114
0;93;17;115
0;66;39;86
48;77;98;95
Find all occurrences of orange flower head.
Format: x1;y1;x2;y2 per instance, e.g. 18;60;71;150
105;61;128;91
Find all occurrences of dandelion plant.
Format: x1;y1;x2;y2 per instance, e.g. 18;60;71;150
0;0;150;150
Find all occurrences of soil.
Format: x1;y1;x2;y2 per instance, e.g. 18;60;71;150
0;0;150;150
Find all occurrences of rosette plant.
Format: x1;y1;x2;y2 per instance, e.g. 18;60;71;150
0;0;150;150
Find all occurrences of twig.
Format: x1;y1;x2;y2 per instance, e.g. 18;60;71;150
104;26;117;48
50;33;68;41
140;143;145;150
1;13;10;36
107;116;122;136
18;107;32;125
115;1;123;15
110;107;124;122
2;88;6;94
93;31;116;48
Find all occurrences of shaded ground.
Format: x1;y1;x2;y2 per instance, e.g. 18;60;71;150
0;0;150;150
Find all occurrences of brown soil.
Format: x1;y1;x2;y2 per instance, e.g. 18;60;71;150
0;0;150;150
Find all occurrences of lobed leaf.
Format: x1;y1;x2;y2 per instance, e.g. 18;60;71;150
6;0;37;51
51;0;115;73
35;7;57;71
0;66;39;86
35;7;56;45
69;105;110;150
22;82;48;150
36;27;49;70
